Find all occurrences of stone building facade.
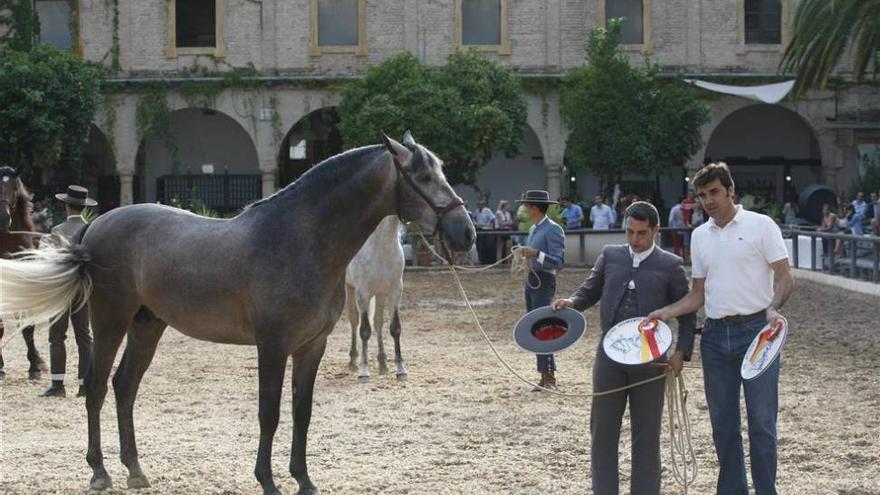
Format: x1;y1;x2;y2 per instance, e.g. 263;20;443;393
29;0;880;212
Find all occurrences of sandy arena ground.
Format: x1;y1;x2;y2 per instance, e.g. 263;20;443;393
1;268;878;494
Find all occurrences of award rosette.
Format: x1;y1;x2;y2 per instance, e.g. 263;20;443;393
602;317;673;365
740;316;787;381
512;306;586;354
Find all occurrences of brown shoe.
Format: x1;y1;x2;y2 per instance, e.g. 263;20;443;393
543;371;558;390
531;374;546;392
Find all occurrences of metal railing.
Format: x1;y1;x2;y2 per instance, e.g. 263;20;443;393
783;228;880;283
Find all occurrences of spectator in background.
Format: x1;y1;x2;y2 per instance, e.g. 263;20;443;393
668;197;686;259
690;204;705;228
681;191;696;225
817;203;839;258
495;200;513;230
590;195;614;230
515;193;533;245
496;199;514;259
851;192;866;236
31;199;53;233
871;192;879;234
782;201;797;226
474;199;498;264
560;197;585;230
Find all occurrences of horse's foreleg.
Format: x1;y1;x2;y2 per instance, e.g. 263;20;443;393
0;322;5;380
86;318;128;492
357;307;372;381
346;284;358;372
112;319;165;489
254;342;288;495
389;297;407;380
374;298;388;375
22;325;47;379
289;336;327;495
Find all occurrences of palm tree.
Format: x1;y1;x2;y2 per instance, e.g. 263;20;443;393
780;0;880;96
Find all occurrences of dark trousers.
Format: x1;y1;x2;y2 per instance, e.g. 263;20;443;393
48;305;92;383
524;271;556;372
591;350;665;495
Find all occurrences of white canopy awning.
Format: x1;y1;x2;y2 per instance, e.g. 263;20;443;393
684;79;795;104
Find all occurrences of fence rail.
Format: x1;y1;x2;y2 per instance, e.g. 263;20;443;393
157;174;262;212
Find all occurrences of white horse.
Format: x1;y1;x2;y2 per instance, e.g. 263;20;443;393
345;215;408;381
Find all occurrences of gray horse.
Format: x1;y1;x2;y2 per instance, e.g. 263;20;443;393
0;133;475;495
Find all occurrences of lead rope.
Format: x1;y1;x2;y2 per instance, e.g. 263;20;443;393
419;229;699;492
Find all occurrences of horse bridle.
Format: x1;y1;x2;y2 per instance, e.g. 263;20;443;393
390;150;465;235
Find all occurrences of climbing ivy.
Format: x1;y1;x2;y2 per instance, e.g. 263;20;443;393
0;0;37;51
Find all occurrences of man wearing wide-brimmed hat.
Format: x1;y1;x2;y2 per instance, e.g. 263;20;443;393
40;185;96;398
516;190;565;390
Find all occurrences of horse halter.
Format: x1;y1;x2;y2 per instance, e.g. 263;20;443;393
390;151;465;234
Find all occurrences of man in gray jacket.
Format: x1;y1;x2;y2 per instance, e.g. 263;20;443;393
41;185;96;398
552;201;695;495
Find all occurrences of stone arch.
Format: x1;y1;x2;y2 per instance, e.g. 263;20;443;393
277;106;343;186
703;102;822;204
134;107;260;212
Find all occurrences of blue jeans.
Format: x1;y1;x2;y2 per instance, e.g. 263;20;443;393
525;271;556;372
701;315;780;495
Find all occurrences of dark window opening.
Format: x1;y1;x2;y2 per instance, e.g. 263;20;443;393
606;0;644;45
176;0;216;48
462;0;501;45
35;0;73;49
745;0;781;44
317;0;358;46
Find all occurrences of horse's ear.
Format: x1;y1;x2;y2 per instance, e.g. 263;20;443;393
402;130;416;149
381;132;410;161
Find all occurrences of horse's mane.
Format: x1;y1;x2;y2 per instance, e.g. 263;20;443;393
246;145;385;210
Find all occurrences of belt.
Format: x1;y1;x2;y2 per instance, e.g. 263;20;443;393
709;310;766;325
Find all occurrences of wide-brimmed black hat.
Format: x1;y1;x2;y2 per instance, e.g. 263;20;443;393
513;306;586;354
516;190;558;204
55;185;97;207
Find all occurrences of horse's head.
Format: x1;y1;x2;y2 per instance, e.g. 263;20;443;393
0;165;22;233
382;132;475;253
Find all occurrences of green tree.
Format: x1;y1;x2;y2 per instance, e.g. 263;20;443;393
781;0;880;96
0;0;37;52
0;44;101;175
561;20;709;192
337;50;527;186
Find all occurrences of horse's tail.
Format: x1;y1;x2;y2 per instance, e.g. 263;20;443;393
0;243;93;334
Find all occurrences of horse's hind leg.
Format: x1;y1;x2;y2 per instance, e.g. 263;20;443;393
23;325;48;379
346;284;358;372
389;287;407;380
0;322;5;381
289;336;328;495
374;297;388;375
357;293;372;381
85;313;129;491
113;316;166;489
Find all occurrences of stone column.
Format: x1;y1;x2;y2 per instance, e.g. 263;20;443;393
119;173;134;206
545;163;563;199
261;171;276;198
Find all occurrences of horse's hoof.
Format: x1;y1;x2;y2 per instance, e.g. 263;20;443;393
89;474;112;491
0;370;6;381
127;474;150;489
27;370;42;380
347;362;358;373
357;375;370;383
378;366;389;375
297;486;319;495
396;373;408;381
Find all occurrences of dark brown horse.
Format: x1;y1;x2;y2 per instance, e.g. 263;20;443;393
0;134;475;495
0;165;48;381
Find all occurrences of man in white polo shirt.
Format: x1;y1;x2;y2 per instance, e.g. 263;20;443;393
650;162;794;495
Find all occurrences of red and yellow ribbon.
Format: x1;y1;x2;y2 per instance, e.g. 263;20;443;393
749;322;782;364
639;319;662;362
